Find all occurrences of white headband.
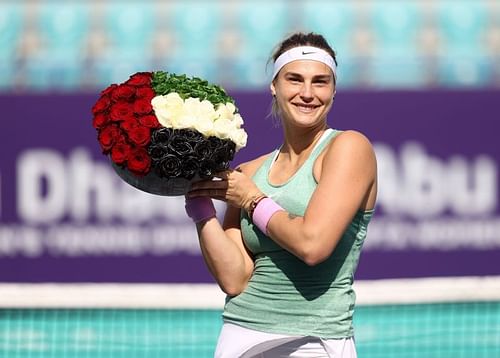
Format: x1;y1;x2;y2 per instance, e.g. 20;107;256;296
272;46;336;80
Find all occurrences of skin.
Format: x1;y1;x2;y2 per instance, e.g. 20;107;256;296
187;58;377;296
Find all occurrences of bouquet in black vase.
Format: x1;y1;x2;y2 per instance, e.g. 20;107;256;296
91;71;247;195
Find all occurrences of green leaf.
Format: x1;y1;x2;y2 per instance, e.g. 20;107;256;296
151;71;238;111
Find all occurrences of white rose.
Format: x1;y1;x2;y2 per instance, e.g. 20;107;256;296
154;108;172;128
232;113;244;127
172;112;194;129
213;118;234;139
151;96;170;127
215;103;234;121
194;116;214;136
200;100;217;121
230;128;248;151
165;93;185;125
152;93;185;128
225;102;236;115
183;98;217;133
151;95;169;109
183;98;202;119
181;98;202;128
164;92;184;106
184;97;201;111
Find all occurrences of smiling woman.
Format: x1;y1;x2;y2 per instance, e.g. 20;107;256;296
271;58;335;131
184;32;378;358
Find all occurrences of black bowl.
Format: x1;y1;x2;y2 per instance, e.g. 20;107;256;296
112;162;199;196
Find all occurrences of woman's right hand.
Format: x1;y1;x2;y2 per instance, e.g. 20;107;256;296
187;168;264;214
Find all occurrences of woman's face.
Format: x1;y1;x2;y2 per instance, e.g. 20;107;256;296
271;59;335;129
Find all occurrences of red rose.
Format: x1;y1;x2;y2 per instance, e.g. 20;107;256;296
92;113;109;128
136;87;155;101
126;72;152;87
120;117;139;132
111;142;132;164
128;125;151;146
115;130;128;144
92;95;111;114
110;102;135;121
98;125;121;152
127;147;151;176
138;114;160;128
133;98;153;115
100;84;118;97
111;84;136;102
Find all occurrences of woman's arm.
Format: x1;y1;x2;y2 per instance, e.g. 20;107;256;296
266;130;377;266
189;133;374;268
195;206;254;296
190;158;268;296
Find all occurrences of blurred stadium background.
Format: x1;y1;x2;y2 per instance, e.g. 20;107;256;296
1;0;500;357
1;0;499;91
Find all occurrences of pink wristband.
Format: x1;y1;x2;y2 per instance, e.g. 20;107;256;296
252;197;284;234
185;197;216;223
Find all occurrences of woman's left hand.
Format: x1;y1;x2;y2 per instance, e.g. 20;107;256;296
187;168;263;211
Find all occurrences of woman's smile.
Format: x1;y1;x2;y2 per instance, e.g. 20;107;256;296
293;102;321;114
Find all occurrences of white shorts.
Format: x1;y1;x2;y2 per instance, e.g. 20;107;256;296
215;322;357;358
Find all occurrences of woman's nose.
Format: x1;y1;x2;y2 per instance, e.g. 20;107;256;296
299;82;313;100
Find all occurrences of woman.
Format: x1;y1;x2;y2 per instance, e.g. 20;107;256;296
186;32;377;358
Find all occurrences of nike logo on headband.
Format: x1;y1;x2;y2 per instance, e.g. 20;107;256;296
302;51;316;55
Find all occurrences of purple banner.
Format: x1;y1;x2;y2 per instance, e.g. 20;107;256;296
0;90;499;282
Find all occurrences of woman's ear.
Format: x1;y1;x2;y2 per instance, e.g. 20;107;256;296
270;82;276;97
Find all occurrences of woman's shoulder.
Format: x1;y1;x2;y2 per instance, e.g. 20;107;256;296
329;129;374;152
333;129;371;143
235;152;274;177
321;129;376;168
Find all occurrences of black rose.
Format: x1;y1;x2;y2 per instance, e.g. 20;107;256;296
181;156;200;180
208;136;224;150
210;147;231;172
194;141;212;160
152;127;173;144
156;154;182;178
149;144;168;161
199;160;215;179
168;135;194;157
182;128;204;144
223;140;236;159
210;146;233;172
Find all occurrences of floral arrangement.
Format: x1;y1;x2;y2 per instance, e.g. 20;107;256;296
91;71;247;195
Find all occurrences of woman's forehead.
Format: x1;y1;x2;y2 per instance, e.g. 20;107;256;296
280;60;333;77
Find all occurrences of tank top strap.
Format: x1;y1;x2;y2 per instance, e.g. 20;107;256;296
306;128;342;165
254;128;342;184
311;128;340;155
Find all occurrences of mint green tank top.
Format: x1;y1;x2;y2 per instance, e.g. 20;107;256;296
222;129;374;338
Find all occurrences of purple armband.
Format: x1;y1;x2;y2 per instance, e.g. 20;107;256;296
185;197;216;223
252;197;284;234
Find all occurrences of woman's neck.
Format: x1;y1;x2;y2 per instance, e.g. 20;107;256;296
279;124;328;164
